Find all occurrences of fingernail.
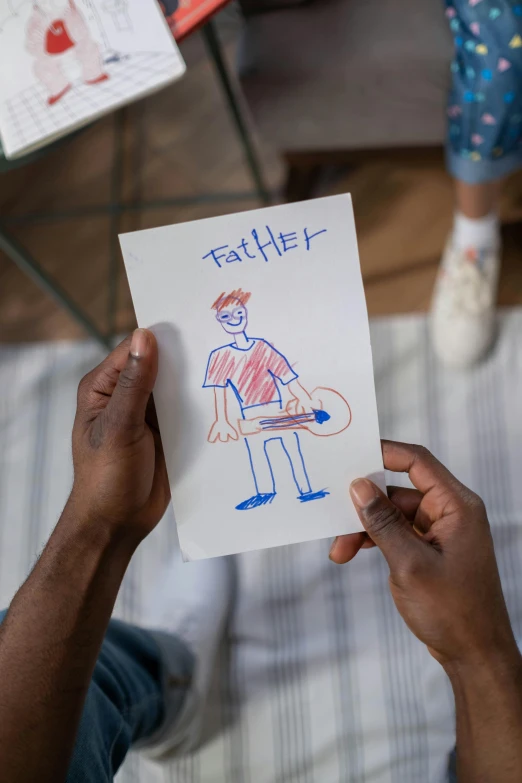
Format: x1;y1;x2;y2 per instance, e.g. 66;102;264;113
130;328;148;359
350;478;378;508
329;537;338;560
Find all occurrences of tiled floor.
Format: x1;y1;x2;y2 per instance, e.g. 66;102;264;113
2;20;522;343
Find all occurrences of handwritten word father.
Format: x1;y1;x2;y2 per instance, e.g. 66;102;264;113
202;225;327;268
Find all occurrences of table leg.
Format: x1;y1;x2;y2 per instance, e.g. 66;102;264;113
108;109;125;342
202;19;271;206
0;226;111;350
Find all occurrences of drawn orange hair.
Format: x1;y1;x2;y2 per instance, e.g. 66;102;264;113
211;289;251;311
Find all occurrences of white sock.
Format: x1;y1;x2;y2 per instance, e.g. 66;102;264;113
452;211;500;252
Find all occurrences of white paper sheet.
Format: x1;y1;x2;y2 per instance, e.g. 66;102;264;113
0;0;184;158
120;194;385;560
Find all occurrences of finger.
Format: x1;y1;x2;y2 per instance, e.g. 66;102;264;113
104;329;158;436
386;485;439;534
382;441;467;497
77;335;133;419
231;428;239;441
329;532;370;564
387;486;423;521
350;478;427;568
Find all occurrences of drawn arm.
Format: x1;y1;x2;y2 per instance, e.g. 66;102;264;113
207;386;238;444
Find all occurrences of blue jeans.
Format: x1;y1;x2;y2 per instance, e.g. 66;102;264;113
445;0;522;183
0;610;193;782
448;748;457;782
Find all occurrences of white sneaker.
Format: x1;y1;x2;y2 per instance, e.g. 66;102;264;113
431;241;500;368
138;549;234;759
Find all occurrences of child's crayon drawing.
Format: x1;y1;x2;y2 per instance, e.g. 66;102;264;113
204;288;351;510
120;194;385;560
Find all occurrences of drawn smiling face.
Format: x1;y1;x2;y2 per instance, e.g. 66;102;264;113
215;299;248;335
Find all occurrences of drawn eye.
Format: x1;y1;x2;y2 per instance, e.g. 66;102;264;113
217;312;230;321
234;308;245;318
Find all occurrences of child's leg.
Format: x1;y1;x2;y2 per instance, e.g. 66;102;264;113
433;0;522;367
445;0;522;188
454;179;501;220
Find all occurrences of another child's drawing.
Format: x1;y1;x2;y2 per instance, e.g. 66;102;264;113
203;289;352;511
26;0;108;106
0;0;184;159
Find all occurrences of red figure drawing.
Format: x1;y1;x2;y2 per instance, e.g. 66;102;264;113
203;289;352;511
26;0;108;105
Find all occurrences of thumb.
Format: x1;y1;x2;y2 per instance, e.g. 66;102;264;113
350;478;422;567
105;328;158;436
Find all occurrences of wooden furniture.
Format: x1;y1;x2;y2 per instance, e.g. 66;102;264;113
237;0;454;202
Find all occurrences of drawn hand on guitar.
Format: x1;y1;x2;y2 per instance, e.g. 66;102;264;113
286;396;323;417
286;380;323;417
208;419;239;443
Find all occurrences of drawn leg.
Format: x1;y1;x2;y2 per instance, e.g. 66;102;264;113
280;432;329;503
33;55;70;105
235;438;276;511
76;38;108;85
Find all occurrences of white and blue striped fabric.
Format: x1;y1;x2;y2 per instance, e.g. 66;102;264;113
1;311;522;783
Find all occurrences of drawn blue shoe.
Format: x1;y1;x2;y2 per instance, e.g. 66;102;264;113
298;489;329;503
236;492;276;511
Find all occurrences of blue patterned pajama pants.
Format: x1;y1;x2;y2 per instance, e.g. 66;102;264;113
445;0;522;183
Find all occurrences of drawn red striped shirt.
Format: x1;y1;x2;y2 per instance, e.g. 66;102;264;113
203;339;297;408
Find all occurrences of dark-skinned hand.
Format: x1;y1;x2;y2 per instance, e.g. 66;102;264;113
67;329;170;545
330;440;518;667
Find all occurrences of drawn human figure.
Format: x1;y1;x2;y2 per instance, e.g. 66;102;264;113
203;289;351;511
26;0;108;105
